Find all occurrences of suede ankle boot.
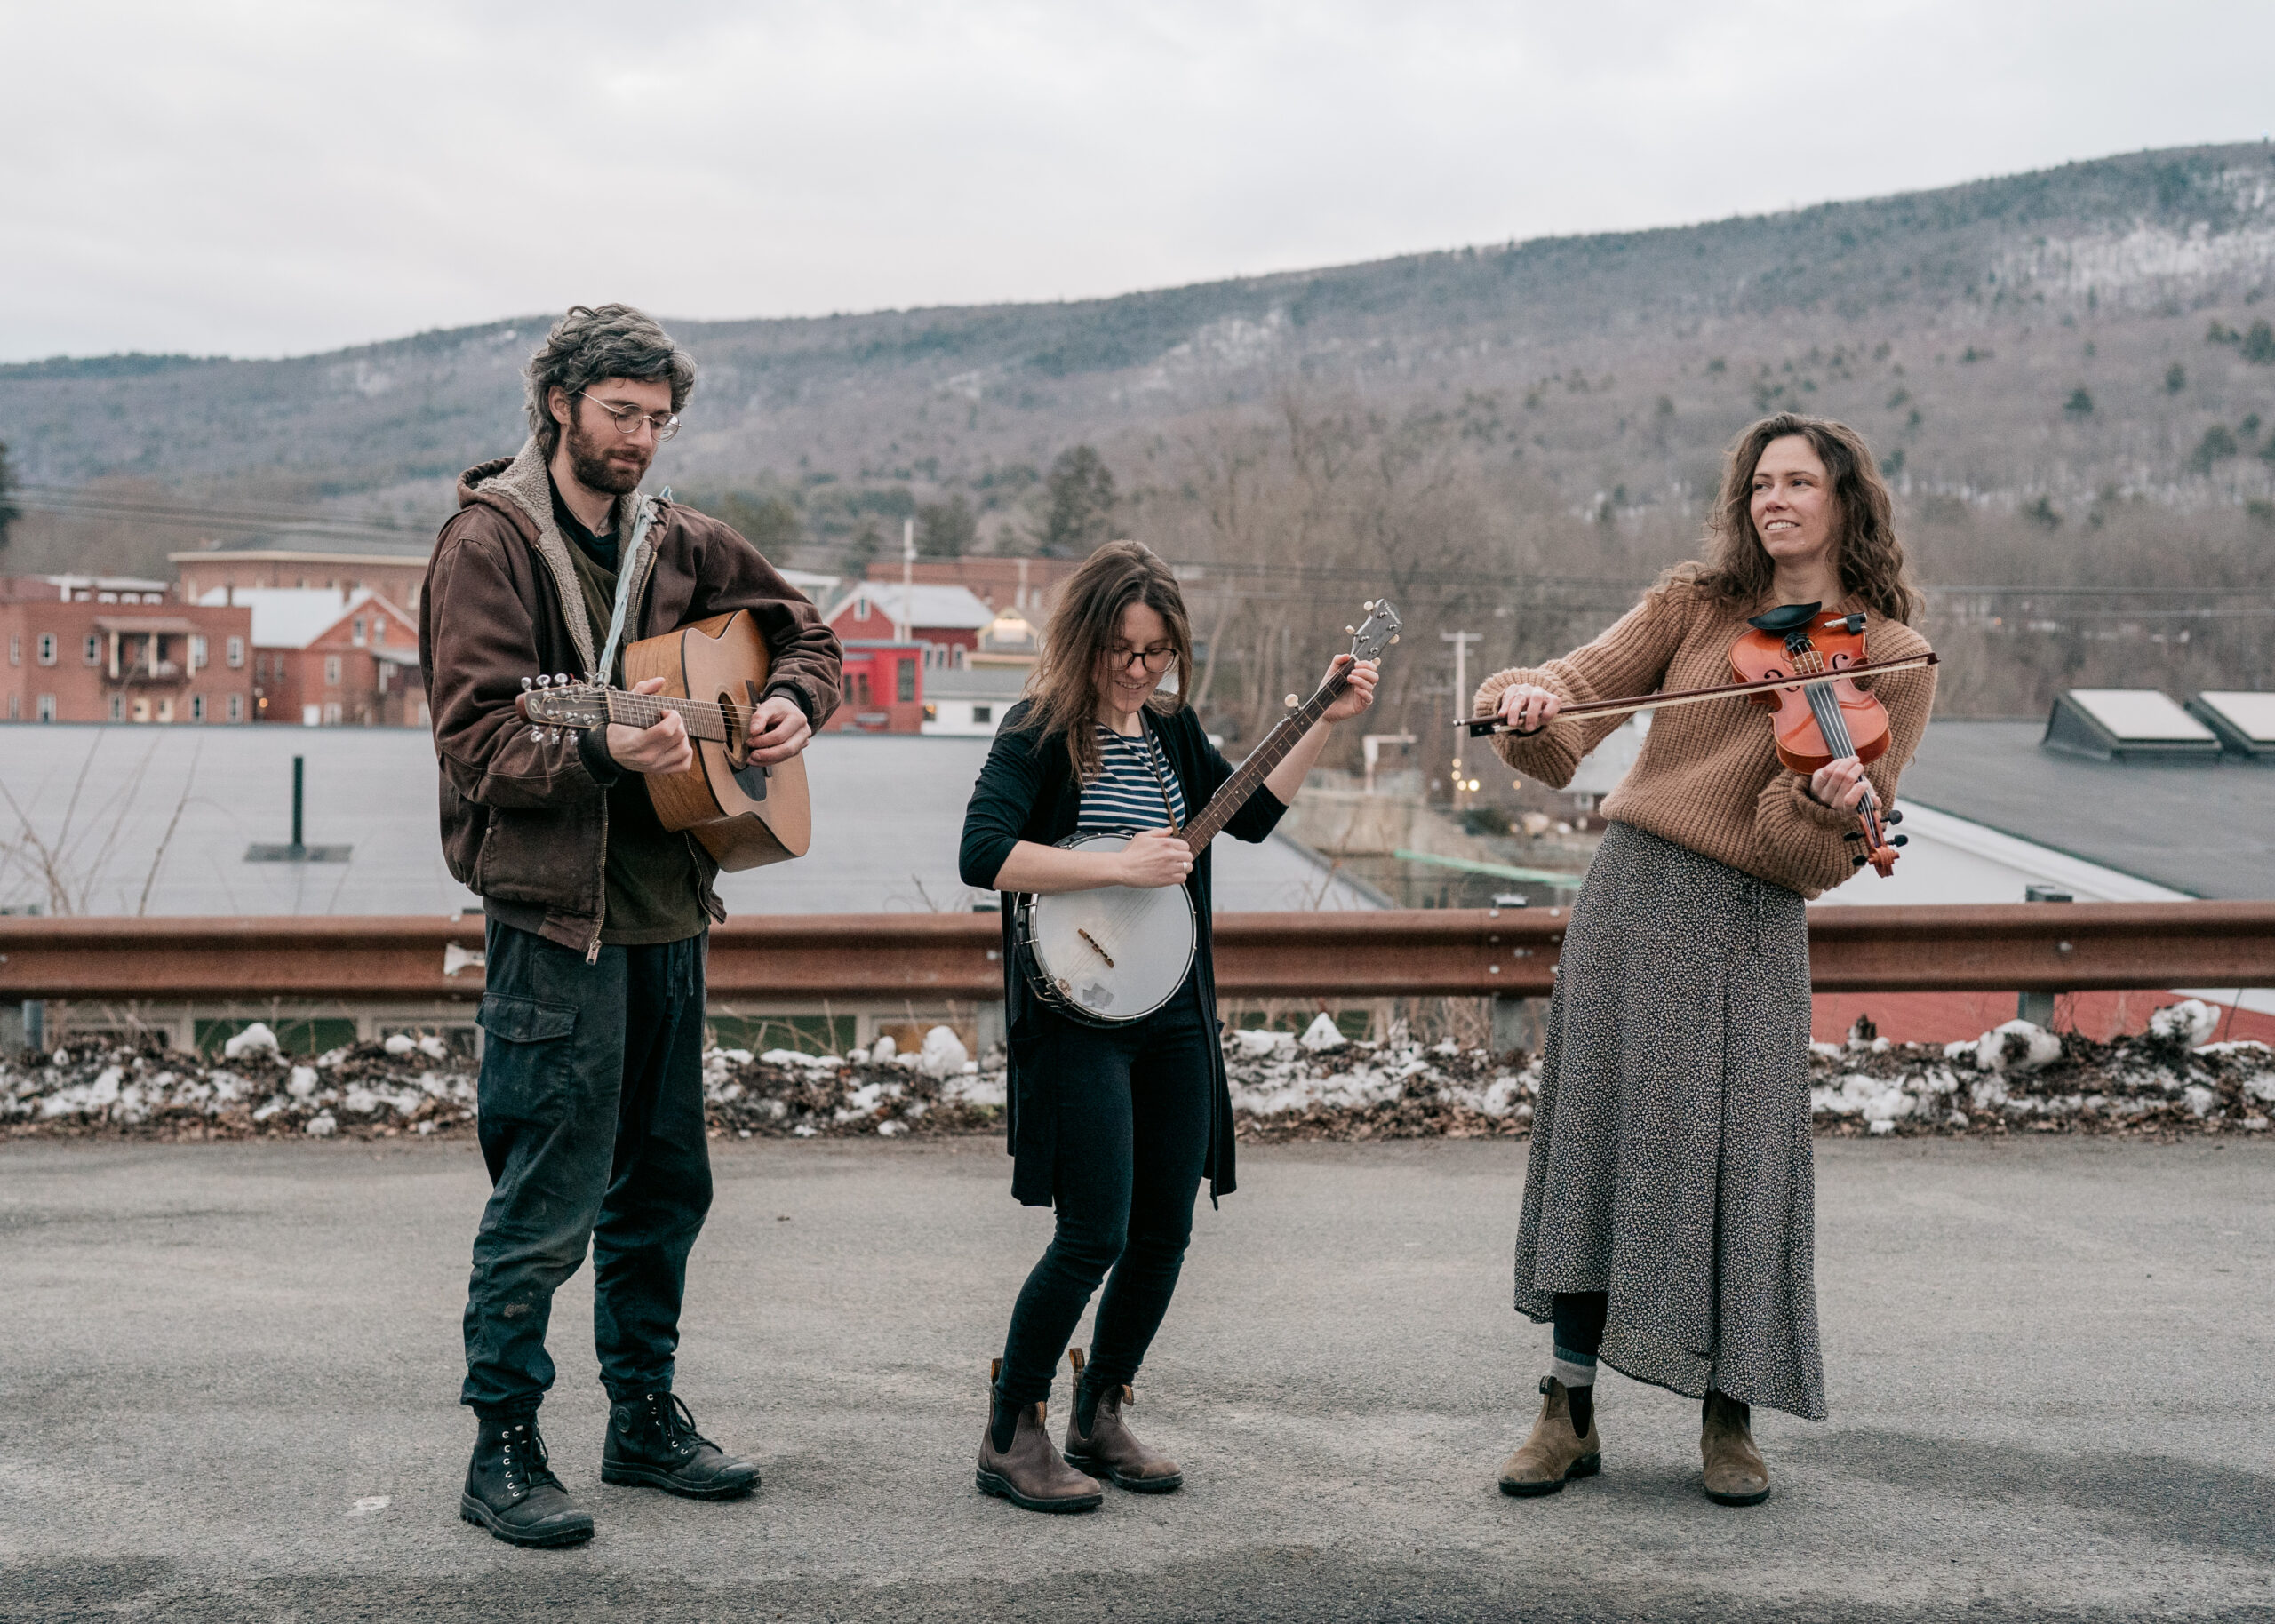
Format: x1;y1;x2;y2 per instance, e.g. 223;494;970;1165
1497;1376;1601;1498
976;1360;1103;1514
460;1412;594;1548
1700;1389;1771;1506
1061;1349;1182;1493
601;1392;761;1501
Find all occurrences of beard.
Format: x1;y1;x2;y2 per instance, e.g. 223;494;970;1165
562;410;651;496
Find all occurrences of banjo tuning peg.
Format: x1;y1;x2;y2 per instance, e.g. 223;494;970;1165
1345;625;1356;635
1389;634;1400;644
1362;601;1376;611
1284;694;1299;707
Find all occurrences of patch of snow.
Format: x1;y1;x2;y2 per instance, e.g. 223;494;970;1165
224;1023;279;1060
1299;1013;1347;1052
304;1112;337;1137
870;1035;898;1063
2151;999;2220;1047
382;1034;417;1055
1975;1021;2062;1075
287;1066;318;1099
917;1026;969;1080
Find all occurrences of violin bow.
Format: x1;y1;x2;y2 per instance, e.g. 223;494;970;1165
1456;651;1939;737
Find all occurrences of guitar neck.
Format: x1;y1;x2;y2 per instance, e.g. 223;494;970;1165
1180;678;1343;852
601;689;734;744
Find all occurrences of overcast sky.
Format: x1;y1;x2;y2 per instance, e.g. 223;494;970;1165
6;1;2271;362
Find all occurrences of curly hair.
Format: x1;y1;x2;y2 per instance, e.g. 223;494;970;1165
1019;540;1193;785
523;304;697;460
1668;413;1924;625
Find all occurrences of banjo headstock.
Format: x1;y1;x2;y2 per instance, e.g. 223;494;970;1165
1345;599;1401;664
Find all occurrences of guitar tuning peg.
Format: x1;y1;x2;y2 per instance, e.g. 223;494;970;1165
521;676;533;691
526;727;541;744
555;673;569;687
1891;834;1909;848
536;673;551;688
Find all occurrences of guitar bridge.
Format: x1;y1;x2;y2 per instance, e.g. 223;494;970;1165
1076;929;1115;968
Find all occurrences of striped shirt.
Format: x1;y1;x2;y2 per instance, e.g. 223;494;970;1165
1075;723;1188;834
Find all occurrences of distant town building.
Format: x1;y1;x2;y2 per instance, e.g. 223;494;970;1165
196;586;425;727
0;575;254;725
826;583;994;670
859;555;1077;619
828;639;925;733
172;529;433;616
921;665;1028;736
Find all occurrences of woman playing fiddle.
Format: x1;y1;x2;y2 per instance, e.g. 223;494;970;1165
1478;414;1935;1506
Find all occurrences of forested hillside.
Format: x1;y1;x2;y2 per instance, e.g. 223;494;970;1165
4;140;2272;732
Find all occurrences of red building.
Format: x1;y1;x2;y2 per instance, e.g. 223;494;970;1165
827;640;925;732
0;575;255;725
196;586;426;727
826;583;993;671
172;536;434;617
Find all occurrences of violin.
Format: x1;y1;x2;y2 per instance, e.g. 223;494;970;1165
1457;602;1938;879
1728;603;1905;878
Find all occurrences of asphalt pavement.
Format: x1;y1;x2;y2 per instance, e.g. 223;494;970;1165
2;1135;2271;1623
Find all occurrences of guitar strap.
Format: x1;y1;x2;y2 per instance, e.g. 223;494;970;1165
1128;717;1183;832
593;487;667;681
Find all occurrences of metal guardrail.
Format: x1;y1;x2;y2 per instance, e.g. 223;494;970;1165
1;902;2270;1002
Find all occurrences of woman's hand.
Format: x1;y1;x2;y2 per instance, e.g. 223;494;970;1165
1495;682;1561;736
1808;755;1870;810
1116;828;1195;889
1320;654;1378;724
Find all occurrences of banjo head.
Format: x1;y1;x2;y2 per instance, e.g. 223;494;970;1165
1021;832;1198;1024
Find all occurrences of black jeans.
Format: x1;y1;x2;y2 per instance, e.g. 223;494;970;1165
460;919;711;1415
995;987;1216;1407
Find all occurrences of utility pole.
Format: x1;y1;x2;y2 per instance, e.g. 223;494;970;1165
1441;630;1481;802
898;517;915;644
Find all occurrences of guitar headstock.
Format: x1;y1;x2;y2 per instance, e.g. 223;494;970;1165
1346;599;1401;663
516;673;610;736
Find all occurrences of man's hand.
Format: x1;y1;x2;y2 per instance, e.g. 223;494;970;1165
746;693;813;765
1115;828;1194;889
606;676;694;776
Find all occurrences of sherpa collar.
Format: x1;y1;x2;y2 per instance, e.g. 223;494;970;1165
468;439;659;681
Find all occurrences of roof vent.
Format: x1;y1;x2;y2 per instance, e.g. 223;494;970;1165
2042;689;2222;760
2185;691;2275;758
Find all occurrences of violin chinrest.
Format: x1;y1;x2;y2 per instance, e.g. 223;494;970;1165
1746;601;1823;634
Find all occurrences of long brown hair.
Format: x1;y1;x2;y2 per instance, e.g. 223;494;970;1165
1668;412;1924;625
1020;540;1194;784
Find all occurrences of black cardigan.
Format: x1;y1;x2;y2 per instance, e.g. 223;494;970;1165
958;699;1290;1206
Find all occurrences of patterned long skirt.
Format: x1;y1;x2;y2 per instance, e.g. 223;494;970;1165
1513;820;1827;1421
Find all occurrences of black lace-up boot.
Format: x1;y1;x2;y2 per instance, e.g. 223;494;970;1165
601;1392;761;1500
460;1412;594;1548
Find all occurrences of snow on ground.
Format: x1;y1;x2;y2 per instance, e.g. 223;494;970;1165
5;1004;2270;1144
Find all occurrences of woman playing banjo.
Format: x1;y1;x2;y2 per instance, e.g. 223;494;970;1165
1478;414;1935;1505
958;540;1377;1513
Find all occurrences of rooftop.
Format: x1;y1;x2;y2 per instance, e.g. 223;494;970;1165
0;727;1380;919
1898;718;2275;900
833;582;996;631
193;586;404;649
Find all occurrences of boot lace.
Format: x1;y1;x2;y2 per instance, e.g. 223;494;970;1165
498;1420;564;1503
646;1393;714;1461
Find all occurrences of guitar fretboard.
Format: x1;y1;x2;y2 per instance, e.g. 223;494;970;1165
1179;677;1344;852
598;690;738;744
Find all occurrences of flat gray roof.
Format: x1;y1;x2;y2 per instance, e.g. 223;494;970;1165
1898;719;2275;900
0;725;1378;918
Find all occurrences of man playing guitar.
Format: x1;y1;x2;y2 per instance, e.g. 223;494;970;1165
419;304;841;1547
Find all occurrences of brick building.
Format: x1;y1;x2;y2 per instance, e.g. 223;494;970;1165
172;531;434;617
196;587;426;727
0;576;254;725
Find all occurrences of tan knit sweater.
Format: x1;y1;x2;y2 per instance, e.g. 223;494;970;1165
1473;586;1936;899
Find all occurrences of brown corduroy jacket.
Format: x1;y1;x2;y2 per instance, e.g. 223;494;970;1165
419;441;842;957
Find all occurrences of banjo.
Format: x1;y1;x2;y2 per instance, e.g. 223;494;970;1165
1014;599;1401;1026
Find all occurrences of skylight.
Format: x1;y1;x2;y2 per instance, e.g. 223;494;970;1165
2062;689;2216;743
2192;691;2275;745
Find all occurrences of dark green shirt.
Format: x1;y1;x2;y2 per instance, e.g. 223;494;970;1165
551;480;707;946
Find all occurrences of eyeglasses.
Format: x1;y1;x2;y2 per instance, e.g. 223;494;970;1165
1105;644;1177;673
575;392;681;442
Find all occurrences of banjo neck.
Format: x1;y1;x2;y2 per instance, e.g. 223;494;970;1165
1177;676;1345;854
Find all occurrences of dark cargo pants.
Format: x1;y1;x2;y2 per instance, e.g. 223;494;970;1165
460;919;712;1415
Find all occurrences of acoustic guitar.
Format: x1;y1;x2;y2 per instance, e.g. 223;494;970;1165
516;609;812;871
